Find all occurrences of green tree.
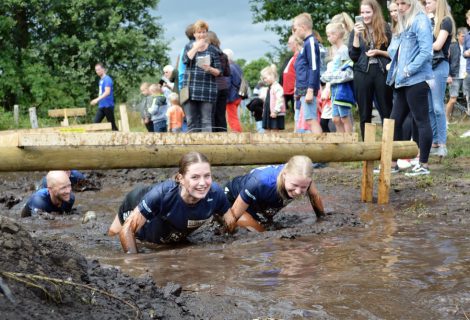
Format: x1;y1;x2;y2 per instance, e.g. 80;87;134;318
249;0;466;45
242;57;271;89
0;0;169;115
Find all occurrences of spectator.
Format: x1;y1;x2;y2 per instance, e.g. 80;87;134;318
137;82;153;132
293;12;323;134
387;0;434;176
224;49;244;133
425;0;456;158
147;83;168;133
166;92;185;133
182;20;222;132
90;63;118;131
260;65;286;132
177;24;195;91
280;35;302;113
446;27;468;122
162;65;175;91
321;22;355;133
331;12;355;41
206;31;231;132
348;0;393;140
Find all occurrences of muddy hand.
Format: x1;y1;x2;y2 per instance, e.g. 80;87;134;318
223;211;237;233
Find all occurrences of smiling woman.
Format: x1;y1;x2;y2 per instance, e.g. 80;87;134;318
157;0;281;64
224;155;325;232
107;152;234;254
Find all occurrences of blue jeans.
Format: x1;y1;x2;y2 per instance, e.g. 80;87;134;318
183;100;213;132
153;120;167;133
428;60;449;145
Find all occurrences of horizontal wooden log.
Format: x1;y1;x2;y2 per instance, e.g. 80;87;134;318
48;108;86;117
0;141;418;172
16;132;358;147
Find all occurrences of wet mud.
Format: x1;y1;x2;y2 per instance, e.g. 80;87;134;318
0;161;469;319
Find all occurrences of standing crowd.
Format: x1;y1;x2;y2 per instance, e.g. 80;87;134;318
89;1;470;177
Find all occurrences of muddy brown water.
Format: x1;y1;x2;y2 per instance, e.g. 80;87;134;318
1;166;469;319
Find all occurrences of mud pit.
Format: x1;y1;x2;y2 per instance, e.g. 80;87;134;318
1;161;469;319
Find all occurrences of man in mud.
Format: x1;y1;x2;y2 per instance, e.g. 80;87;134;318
37;169;86;191
21;171;75;219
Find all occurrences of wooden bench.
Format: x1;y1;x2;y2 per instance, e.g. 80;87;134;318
48;108;87;126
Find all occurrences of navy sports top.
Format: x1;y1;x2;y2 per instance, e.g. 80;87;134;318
24;188;75;215
226;165;291;218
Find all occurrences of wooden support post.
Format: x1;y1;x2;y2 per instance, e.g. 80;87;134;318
378;119;395;204
361;123;376;202
119;104;130;132
61;109;69;127
29;107;38;129
13;105;19;127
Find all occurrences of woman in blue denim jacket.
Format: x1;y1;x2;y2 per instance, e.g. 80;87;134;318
386;0;433;176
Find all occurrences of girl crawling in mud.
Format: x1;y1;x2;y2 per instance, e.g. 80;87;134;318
223;155;325;232
108;152;235;253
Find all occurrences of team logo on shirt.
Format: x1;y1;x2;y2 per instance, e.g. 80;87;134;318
187;217;212;229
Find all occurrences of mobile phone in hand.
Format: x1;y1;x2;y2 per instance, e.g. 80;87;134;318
355;16;364;24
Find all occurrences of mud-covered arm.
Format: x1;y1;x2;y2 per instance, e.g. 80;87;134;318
119;207;147;254
308;182;325;218
223;195;250;233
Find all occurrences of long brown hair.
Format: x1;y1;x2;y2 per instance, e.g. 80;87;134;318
175;152;211;183
360;0;389;48
276;155;313;200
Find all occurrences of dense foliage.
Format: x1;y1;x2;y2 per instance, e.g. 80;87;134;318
0;0;169;116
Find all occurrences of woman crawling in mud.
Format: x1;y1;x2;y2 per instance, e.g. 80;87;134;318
223;155;325;232
108;151;234;253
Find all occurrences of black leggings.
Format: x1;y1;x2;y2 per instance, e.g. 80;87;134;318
391;82;432;164
94;107;118;131
353;64;393;140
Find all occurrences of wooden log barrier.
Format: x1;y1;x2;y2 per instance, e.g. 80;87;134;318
0;140;417;172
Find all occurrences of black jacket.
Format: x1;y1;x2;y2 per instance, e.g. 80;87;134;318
348;24;392;74
448;41;461;78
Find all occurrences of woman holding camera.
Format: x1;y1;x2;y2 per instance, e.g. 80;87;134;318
348;0;393;140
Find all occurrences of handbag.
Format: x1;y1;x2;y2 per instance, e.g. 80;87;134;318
180;61;192;105
179;85;189;105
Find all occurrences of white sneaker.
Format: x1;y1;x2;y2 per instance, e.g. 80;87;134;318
405;164;430;176
410;157;419;166
397;159;412;170
436;145;447;157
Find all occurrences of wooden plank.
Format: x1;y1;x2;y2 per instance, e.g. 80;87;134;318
17;132;358;147
361;123;376;203
48;108;86;118
378;119;395;205
0;123;112;135
0;141;418;172
119;104;130;133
